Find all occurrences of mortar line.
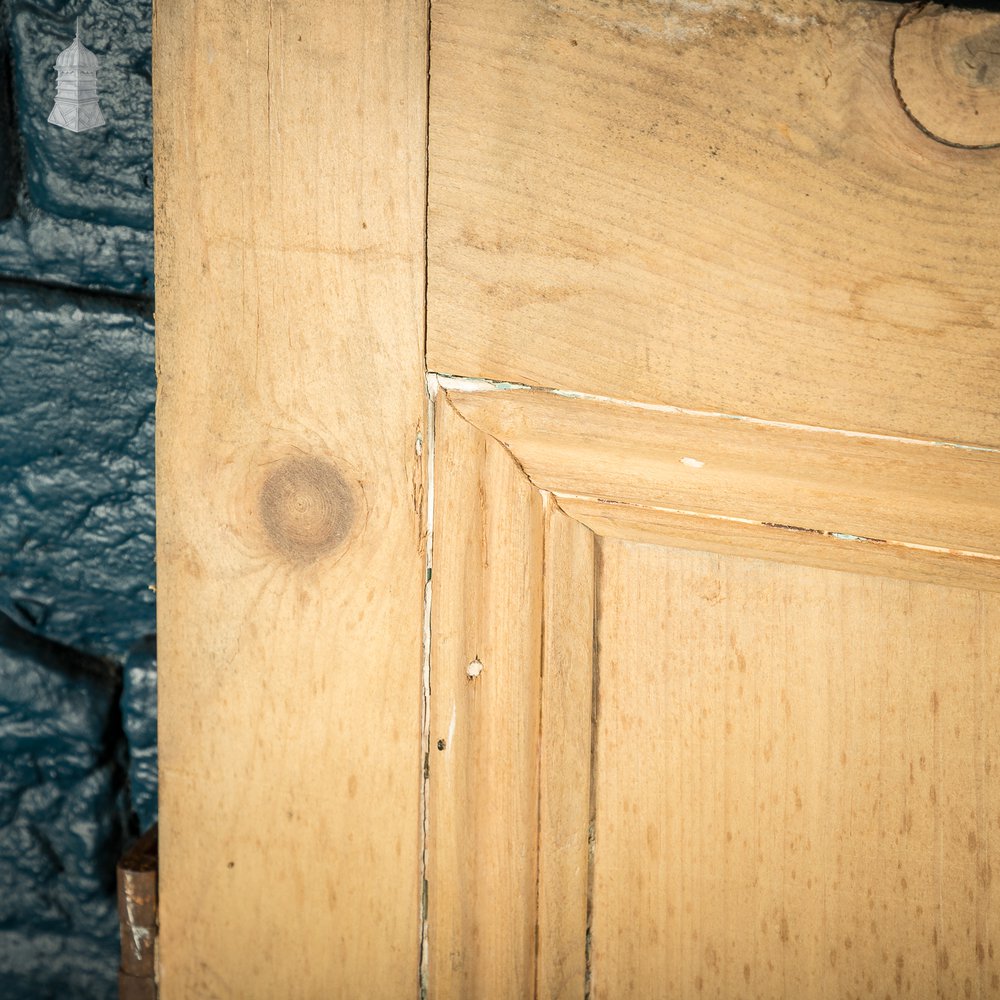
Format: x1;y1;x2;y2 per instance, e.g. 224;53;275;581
0;272;153;308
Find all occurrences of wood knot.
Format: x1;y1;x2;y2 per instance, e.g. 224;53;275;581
892;4;1000;148
259;457;354;562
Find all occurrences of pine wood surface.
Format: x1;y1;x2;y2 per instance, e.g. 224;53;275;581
153;2;427;995
427;396;546;999
590;540;1000;999
446;387;1000;559
426;385;1000;998
559;495;1000;596
892;4;1000;149
427;0;1000;447
427;399;596;999
536;502;595;1000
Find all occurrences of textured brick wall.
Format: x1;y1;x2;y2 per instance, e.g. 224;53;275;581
0;1;155;996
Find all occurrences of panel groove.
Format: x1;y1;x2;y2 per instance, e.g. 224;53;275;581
584;540;603;1000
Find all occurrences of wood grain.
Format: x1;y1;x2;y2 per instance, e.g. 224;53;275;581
590;540;1000;999
153;1;427;995
559;495;1000;595
427;399;599;1000
427;396;545;999
428;0;1000;446
893;4;1000;148
536;501;595;1000
447;386;1000;558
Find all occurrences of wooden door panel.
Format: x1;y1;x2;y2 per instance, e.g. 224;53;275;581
427;0;1000;446
592;539;1000;999
427;383;1000;999
154;1;1000;994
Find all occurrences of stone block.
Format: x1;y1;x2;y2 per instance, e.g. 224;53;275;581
0;25;17;220
9;0;152;230
122;636;156;831
0;613;127;1000
0;210;154;296
0;286;155;660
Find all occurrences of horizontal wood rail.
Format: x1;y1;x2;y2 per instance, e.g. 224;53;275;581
442;379;1000;592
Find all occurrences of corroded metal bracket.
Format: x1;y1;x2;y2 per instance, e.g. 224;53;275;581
117;825;158;1000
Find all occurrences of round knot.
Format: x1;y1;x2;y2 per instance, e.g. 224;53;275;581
893;4;1000;149
259;457;354;561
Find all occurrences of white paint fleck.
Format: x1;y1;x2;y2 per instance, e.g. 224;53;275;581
466;657;484;679
680;456;705;468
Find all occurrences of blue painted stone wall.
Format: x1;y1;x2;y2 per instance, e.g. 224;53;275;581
0;1;155;996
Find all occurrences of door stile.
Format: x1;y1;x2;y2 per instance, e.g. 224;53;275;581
426;394;598;998
153;2;429;995
427;394;546;998
536;501;596;1000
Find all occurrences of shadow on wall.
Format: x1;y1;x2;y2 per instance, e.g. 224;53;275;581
0;1;155;997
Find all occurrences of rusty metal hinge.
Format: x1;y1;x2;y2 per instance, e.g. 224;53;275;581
117;825;158;1000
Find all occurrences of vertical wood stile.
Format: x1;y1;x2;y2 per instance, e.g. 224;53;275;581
153;1;428;996
427;396;545;998
536;502;596;1000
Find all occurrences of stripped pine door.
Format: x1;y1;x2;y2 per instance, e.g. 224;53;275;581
155;0;1000;997
423;0;1000;996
